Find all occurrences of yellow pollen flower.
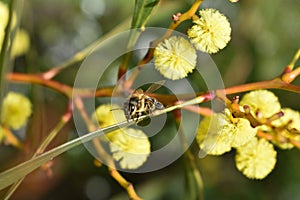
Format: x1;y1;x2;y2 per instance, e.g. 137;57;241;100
272;108;300;130
271;108;300;149
231;118;257;147
187;9;231;54
197;109;257;155
224;109;257;148
154;36;197;80
92;104;151;169
240;90;281;118
0;1;9;28
92;104;125;128
196;113;233;155
235;137;277;179
11;29;30;57
1;92;32;130
109;128;151;169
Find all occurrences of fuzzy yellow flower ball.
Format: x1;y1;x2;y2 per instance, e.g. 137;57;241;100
187;9;231;54
272;108;300;130
154;36;197;80
235;137;277;179
11;29;30;57
92;104;125;128
258;125;295;149
197;109;257;155
196;113;233;155
224;109;257;148
1;92;32;130
231;118;257;147
240;90;281;118
0;1;9;28
0;1;9;51
92;104;151;169
109;128;150;169
270;108;300;149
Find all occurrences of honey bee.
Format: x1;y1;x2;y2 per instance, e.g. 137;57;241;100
123;81;165;123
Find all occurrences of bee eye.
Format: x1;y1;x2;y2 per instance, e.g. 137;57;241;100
155;102;164;110
130;104;135;111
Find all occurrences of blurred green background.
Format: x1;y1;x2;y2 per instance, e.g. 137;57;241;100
1;0;300;199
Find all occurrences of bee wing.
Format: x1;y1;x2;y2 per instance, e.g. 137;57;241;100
145;80;166;93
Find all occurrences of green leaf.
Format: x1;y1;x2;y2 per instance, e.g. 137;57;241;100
0;120;132;190
131;0;159;29
118;0;159;75
130;0;159;45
